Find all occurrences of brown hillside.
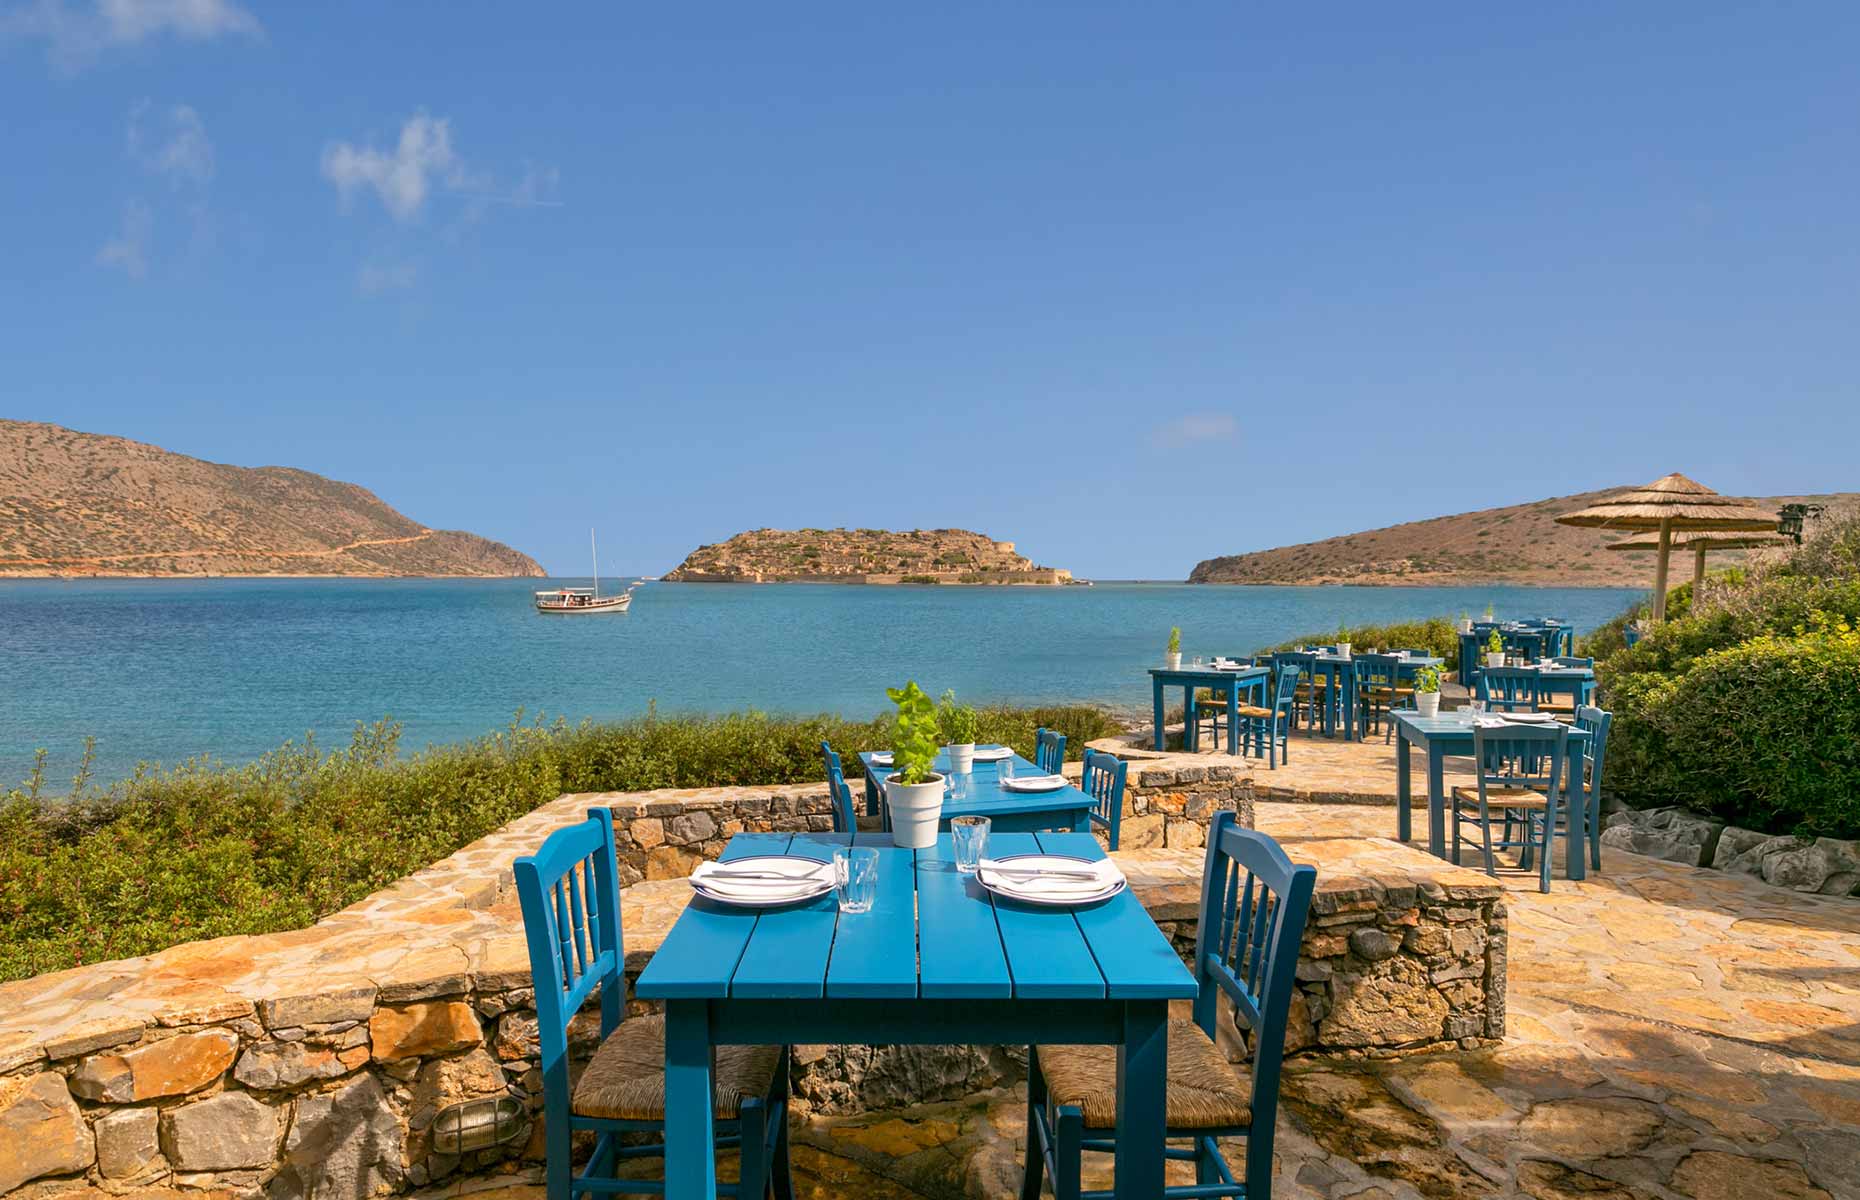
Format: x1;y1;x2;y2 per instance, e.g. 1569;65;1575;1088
666;527;1072;584
0;420;545;577
1188;487;1858;586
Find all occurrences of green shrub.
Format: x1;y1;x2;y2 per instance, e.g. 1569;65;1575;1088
1605;623;1860;838
1259;617;1462;670
0;704;1121;982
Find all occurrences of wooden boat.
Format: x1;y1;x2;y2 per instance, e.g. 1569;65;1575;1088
535;530;634;614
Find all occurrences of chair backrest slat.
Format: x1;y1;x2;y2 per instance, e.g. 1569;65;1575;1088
1190;812;1316;1162
1080;749;1127;850
1478;666;1543;712
819;742;856;833
1035;727;1067;773
1576;705;1613;793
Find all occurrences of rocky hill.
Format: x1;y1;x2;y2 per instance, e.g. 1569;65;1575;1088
1189;487;1859;587
666;527;1073;584
0;420;546;577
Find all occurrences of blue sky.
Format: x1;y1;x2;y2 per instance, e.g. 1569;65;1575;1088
3;2;1856;579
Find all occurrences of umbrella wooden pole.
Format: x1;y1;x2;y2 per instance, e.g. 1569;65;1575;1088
1652;516;1673;622
1693;544;1708;593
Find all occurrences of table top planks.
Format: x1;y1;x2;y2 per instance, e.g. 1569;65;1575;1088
856;749;1092;821
636;831;1195;1004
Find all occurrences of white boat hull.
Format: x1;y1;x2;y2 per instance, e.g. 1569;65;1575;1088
535;592;632;614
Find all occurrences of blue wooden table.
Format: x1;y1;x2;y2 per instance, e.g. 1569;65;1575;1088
635;829;1198;1199
1299;653;1445;741
1147;665;1270;754
1459;624;1575;689
1392;711;1594;880
858;747;1094;833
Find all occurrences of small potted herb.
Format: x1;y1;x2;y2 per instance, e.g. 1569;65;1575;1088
1457;611;1474;634
1483;603;1495;623
1412;663;1443;718
1335;625;1352;659
1485;629;1506;669
883;681;946;849
938;689;979;775
1165;627;1182;670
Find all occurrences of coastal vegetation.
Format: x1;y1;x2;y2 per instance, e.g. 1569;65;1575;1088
0;704;1121;982
665;527;1073;584
1592;514;1860;840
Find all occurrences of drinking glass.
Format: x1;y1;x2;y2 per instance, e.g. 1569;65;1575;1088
945;769;968;802
1467;700;1486;718
998;757;1015;787
834;847;879;914
951;816;990;875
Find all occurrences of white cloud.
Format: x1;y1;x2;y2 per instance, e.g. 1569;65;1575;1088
95;198;151;278
321;114;465;223
357;261;417;295
128;100;212;187
1149;412;1239;450
2;0;258;69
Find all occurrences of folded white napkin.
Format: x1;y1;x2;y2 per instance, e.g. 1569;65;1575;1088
1001;773;1066;791
869;751;893;764
978;857;1123;900
689;859;832;899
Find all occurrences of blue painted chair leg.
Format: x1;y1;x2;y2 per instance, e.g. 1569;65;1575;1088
770;1049;794;1200
1021;1052;1048;1200
1053;1104;1084;1200
738;1096;769;1200
1196;1132;1220;1185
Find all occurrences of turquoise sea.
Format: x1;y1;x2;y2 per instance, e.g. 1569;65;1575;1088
0;579;1639;786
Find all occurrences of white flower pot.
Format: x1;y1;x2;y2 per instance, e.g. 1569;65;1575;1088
1336;643;1351;658
946;743;975;775
1486;652;1506;669
884;773;945;849
1416;692;1441;719
1165;652;1182;670
1458;620;1474;634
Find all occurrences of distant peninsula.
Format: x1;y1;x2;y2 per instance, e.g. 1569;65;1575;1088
0;420;546;578
1188;487;1856;587
666;527;1074;584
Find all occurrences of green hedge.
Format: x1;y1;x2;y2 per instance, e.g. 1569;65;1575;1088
1594;514;1860;838
0;704;1121;982
1603;625;1860;838
1258;617;1463;671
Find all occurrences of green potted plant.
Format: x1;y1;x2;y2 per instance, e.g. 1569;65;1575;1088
1485;628;1506;669
884;680;945;848
938;689;980;775
1412;663;1443;718
1335;625;1352;659
1482;603;1495;623
1165;627;1182;670
1457;611;1474;634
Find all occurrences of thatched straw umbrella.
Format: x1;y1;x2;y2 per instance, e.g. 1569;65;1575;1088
1556;473;1778;622
1605;530;1792;594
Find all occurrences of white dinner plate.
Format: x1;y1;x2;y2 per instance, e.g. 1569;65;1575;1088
869;751;893;765
971;745;1012;761
977;854;1127;907
1001;774;1067;792
688;856;834;908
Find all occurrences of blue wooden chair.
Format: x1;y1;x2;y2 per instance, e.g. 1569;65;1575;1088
1193;657;1254;749
1574;706;1613;872
1624;625;1643;649
1022;811;1316;1199
1477;667;1542;714
1351;653;1412;743
514;809;793;1200
1236;664;1299;769
1079;749;1127;850
1035;727;1067;773
1450;725;1568;893
1272;651;1323;732
818;742;857;833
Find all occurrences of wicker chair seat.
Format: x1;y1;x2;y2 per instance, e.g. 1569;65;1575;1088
1233;704;1273;719
572;1015;781;1121
1450;785;1549;810
1537;697;1577;713
1035;1021;1252;1130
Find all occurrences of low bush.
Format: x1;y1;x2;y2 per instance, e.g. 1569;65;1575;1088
0;703;1121;982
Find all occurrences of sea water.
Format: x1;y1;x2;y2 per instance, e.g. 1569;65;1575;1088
0;578;1638;785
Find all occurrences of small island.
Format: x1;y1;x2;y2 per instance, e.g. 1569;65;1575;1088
665;527;1075;584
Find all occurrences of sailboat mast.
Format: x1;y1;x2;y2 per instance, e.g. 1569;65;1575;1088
591;527;598;600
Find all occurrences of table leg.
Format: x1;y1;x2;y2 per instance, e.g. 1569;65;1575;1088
1343;663;1358;742
1114;999;1169;1200
1226;682;1240;756
1152;678;1165;751
1396;729;1412;843
1072;805;1090;833
1427;745;1446;859
1564;751;1586;881
663;999;717;1199
864;772;879;819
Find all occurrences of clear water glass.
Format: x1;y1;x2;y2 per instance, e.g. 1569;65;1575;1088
1467;700;1486;718
945;770;968;802
997;757;1015;787
834;847;879;914
951;816;990;874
